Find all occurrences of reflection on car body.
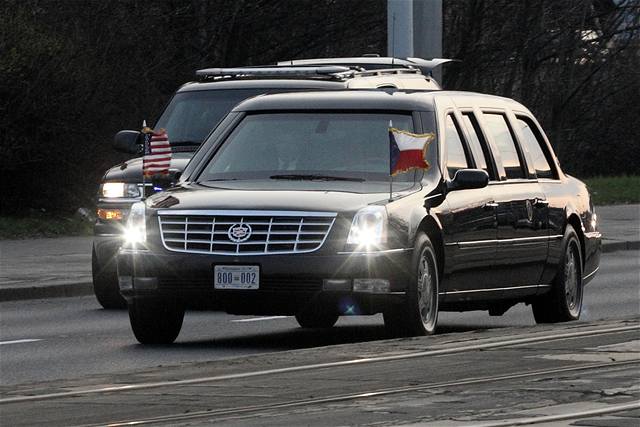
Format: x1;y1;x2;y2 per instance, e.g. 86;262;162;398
116;90;601;344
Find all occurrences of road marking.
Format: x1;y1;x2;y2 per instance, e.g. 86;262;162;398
231;316;288;323
0;339;42;346
1;323;637;405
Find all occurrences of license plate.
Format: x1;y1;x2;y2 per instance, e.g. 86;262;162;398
214;265;259;290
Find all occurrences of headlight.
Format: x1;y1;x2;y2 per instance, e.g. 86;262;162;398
124;201;146;244
347;206;387;247
101;182;141;198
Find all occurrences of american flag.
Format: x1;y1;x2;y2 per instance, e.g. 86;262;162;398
142;129;171;177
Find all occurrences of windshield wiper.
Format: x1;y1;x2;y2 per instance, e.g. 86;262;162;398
270;174;365;182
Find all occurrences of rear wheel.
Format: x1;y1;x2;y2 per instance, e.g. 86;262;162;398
384;233;439;336
128;298;185;344
92;247;126;309
532;225;583;323
295;307;339;328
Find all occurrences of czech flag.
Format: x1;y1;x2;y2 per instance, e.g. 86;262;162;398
389;128;435;176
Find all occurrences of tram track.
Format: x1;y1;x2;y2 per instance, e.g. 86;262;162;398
89;359;640;427
1;323;637;406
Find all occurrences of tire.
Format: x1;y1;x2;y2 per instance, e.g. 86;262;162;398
92;247;127;309
384;233;439;336
295;307;339;328
532;225;583;323
128;298;185;344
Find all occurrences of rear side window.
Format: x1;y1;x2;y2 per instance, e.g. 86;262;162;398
516;117;554;179
444;115;469;178
460;112;489;175
483;113;525;179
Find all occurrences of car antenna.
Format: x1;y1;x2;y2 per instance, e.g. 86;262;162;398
391;13;396;67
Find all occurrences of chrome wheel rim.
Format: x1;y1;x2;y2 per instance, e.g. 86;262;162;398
564;242;581;316
417;248;437;331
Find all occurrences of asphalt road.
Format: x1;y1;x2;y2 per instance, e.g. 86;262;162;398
0;250;638;387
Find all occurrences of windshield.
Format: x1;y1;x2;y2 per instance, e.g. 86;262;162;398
154;89;267;144
198;112;436;183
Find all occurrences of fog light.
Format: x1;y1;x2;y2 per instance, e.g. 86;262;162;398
323;279;352;291
118;276;133;291
97;208;123;221
133;277;158;290
353;279;390;293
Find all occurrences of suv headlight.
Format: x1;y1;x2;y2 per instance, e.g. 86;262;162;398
101;182;141;199
347;206;387;247
124;202;146;244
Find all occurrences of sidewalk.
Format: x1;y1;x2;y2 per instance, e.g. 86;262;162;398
1;204;638;302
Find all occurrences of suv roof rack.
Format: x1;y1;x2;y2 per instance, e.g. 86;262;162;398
277;56;457;75
195;66;352;81
353;68;423;78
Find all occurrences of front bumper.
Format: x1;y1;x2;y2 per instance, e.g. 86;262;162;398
116;248;412;315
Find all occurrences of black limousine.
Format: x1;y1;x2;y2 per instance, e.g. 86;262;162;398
117;90;601;344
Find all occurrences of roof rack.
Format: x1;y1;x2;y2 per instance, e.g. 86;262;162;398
276;56;458;75
353;68;425;78
195;66;353;81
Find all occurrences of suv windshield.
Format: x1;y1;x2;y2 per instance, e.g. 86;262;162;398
199;113;434;182
154;89;267;145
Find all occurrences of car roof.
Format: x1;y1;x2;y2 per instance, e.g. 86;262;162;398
177;79;347;93
232;90;523;112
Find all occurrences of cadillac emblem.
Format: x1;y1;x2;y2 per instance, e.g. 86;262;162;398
228;223;252;243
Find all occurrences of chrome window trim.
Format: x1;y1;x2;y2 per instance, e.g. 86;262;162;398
157;210;337;256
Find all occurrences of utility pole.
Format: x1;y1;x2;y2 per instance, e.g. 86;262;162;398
388;0;443;81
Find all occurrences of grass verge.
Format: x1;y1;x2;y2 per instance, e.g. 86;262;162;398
0;215;92;239
583;176;640;205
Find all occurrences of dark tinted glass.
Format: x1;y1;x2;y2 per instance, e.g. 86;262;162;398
199;113;432;182
483;113;524;179
461;113;489;174
155;89;267;144
517;118;554;179
444;115;469;178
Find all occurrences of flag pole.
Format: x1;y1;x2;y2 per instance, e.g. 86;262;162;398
389;120;393;202
141;120;147;202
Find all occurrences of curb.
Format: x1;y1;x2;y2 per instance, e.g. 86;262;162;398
0;241;637;303
0;282;93;302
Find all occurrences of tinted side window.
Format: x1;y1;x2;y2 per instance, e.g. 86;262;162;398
460;113;489;175
444;114;469;178
483;113;525;179
516;117;554;179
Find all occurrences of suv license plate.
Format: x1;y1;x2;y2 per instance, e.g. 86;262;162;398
214;265;259;290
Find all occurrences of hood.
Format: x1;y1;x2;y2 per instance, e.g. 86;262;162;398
147;180;424;213
102;153;193;183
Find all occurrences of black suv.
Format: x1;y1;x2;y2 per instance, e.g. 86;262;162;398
117;89;601;344
93;58;444;308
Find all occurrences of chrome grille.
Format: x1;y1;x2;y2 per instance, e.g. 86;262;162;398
158;210;336;255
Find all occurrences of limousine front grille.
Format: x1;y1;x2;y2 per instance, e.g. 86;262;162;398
157;210;337;255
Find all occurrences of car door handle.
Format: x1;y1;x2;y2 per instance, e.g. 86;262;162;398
483;201;499;209
534;198;549;207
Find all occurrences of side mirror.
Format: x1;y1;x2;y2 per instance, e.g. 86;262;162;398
447;169;489;192
113;130;141;154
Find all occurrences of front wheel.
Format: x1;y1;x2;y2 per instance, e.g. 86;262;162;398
128;298;185;344
532;225;583;323
384;233;439;336
92;247;126;309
